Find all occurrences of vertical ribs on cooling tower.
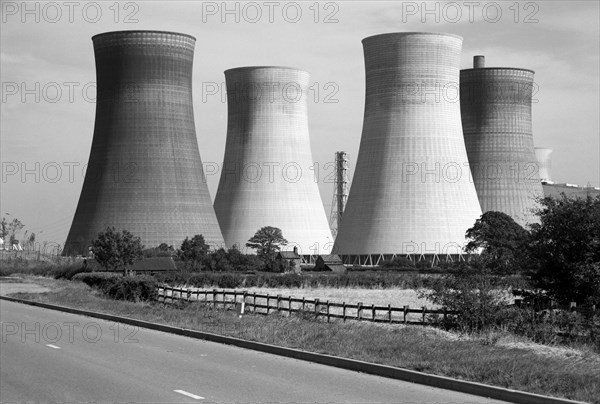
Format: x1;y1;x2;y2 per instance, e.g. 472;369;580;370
64;30;224;255
214;67;333;255
333;32;482;257
461;56;543;227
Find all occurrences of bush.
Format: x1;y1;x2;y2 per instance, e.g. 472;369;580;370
496;306;600;349
155;270;441;289
72;272;121;288
72;272;156;301
50;263;89;280
0;260;88;280
419;267;512;332
202;249;266;272
381;257;416;269
103;275;157;301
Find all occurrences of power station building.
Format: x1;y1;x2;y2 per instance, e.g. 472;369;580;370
64;31;224;255
213;67;333;255
460;56;544;227
333;33;482;264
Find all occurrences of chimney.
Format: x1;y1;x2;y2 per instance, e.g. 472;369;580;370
474;55;485;68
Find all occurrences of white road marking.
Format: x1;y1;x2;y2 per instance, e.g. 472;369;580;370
46;344;61;349
173;390;204;400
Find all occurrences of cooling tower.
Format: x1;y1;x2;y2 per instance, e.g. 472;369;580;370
333;33;482;258
461;56;543;227
214;67;333;255
535;147;553;182
63;30;224;255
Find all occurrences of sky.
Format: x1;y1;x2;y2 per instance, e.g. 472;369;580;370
1;0;599;247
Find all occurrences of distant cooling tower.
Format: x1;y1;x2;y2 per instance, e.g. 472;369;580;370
333;33;482;260
461;56;543;227
214;67;333;255
64;31;224;255
535;147;553;182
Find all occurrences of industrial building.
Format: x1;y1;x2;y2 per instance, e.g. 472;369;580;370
333;32;482;265
213;66;333;255
460;56;544;227
534;150;600;198
63;31;224;255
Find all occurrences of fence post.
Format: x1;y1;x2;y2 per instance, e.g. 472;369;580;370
404;305;408;324
253;292;257;313
388;304;392;323
315;299;320;317
288;296;292;313
343;302;346;322
233;290;237;309
266;294;270;315
358;302;362;320
422;306;426;325
302;297;306;311
371;304;375;321
277;295;281;312
326;301;330;323
213;289;217;309
186;289;191;302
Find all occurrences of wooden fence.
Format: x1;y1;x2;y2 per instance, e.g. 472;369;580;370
156;286;459;325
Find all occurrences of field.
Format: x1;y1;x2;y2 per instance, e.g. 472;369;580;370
185;286;436;308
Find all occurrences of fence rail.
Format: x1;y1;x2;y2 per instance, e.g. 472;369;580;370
156;286;459;325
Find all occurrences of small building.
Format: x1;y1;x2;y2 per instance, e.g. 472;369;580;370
87;256;177;275
276;247;301;273
315;255;346;273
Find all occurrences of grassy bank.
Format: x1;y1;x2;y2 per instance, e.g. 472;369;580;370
6;276;599;404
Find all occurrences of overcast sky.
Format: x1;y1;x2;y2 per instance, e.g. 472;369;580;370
1;0;599;246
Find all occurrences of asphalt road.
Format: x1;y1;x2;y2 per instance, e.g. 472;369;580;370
1;300;511;403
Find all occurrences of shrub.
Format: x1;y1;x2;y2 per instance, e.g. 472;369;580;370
381;257;416;269
72;272;121;288
419;267;512;332
102;276;157;301
50;263;89;280
73;272;156;301
496;306;600;349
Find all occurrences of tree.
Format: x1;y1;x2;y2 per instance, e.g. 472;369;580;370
143;243;175;258
91;227;143;275
178;235;210;270
465;211;530;274
528;194;600;306
246;226;288;270
0;217;7;240
5;218;25;245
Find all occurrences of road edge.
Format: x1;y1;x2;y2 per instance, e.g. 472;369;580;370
0;295;587;404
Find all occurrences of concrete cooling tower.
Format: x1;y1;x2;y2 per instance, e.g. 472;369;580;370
214;67;333;255
461;56;543;227
535;147;553;182
64;31;224;255
333;33;482;262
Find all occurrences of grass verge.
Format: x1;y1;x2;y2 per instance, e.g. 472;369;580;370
6;277;600;404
